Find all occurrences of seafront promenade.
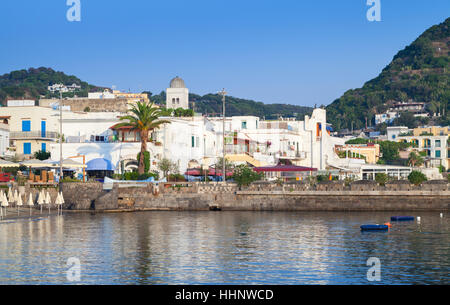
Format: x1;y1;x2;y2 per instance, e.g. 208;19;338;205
59;180;450;212
0;180;448;222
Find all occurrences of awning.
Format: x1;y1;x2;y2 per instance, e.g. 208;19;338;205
53;159;87;168
0;159;20;168
20;159;51;168
86;158;116;171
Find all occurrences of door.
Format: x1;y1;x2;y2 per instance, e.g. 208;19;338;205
41;120;46;138
23;143;31;155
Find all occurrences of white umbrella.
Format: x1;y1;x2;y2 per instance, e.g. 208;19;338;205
59;192;65;204
0;191;3;219
45;191;51;214
27;192;34;216
13;189;19;205
16;193;23;216
7;187;13;202
37;190;45;214
55;193;61;215
1;191;9;217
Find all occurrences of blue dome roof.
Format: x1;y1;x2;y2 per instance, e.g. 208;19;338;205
86;158;116;171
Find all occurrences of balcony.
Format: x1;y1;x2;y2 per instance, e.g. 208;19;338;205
10;131;59;140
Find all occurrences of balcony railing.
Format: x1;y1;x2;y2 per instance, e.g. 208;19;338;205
10;131;59;140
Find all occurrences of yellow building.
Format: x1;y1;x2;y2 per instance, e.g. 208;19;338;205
0;106;59;158
112;91;150;104
338;143;381;164
413;126;450;137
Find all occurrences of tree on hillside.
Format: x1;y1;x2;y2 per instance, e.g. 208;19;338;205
116;101;170;174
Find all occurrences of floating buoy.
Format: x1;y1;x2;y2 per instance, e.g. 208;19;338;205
417;216;421;222
391;216;415;221
384;222;392;228
361;224;389;231
440;213;443;218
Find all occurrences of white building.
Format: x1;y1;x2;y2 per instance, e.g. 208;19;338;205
166;76;189;109
88;90;116;99
48;83;81;93
0;116;10;156
387;126;409;141
375;111;399;125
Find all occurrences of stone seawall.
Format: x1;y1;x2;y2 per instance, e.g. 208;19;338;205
59;181;450;212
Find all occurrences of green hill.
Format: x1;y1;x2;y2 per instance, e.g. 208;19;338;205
0;67;105;105
326;17;450;131
1;67;312;119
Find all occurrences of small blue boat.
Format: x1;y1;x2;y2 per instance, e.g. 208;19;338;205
360;224;389;231
391;216;415;221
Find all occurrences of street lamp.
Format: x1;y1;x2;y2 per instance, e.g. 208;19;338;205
218;89;227;183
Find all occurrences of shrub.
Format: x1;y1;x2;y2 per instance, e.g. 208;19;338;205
61;177;80;183
34;150;51;161
408;170;427;186
168;174;185;182
231;164;263;187
375;173;389;186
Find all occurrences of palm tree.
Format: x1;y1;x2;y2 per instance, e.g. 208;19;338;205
408;151;424;168
116;101;170;174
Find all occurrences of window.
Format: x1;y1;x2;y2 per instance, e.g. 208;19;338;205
22;120;31;132
436;150;441;158
23;142;31;155
242;121;247;129
196;136;200;148
41;143;46;152
435;140;441;148
192;136;195;148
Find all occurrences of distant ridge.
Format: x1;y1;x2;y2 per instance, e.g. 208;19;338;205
326;17;450;130
0;67;106;105
0;67;313;119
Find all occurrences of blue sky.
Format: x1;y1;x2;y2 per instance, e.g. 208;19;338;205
0;0;449;107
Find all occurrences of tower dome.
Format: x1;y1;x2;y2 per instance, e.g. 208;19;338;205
169;76;186;88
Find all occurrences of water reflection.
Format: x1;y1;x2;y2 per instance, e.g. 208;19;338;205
0;211;448;284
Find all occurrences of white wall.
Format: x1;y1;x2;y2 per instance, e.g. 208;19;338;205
166;87;189;109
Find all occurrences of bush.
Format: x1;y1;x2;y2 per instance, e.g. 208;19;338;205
34;150;51;160
231;164;263;187
408;170;427;186
375;173;389;186
168;174;185;182
61;177;80;183
113;171;159;181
